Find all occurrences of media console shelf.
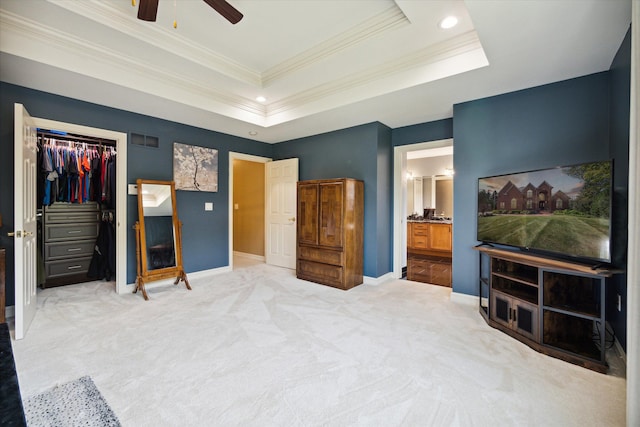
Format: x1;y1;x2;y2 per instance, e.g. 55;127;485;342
475;246;616;373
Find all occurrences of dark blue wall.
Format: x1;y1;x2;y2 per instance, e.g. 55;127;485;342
392;119;453;147
273;122;393;278
608;27;631;349
0;82;273;305
451;72;612;296
375;123;393;277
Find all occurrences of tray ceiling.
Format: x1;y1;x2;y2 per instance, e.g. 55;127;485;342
0;0;631;142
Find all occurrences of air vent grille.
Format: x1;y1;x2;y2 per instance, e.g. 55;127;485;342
131;133;159;148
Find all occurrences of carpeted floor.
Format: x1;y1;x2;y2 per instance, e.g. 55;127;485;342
11;259;626;426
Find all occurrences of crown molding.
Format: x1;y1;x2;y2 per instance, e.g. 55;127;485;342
267;31;485;117
0;10;266;122
46;0;262;86
45;0;410;90
261;5;409;87
1;7;486;129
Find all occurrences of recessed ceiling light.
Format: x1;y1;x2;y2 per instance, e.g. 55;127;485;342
256;96;266;103
249;131;258;136
439;16;458;29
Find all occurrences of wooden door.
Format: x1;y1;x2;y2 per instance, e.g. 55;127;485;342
429;223;451;251
297;182;318;245
318;181;343;248
13;103;38;340
265;158;298;269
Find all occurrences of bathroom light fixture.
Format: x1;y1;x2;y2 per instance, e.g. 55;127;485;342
439;16;458;29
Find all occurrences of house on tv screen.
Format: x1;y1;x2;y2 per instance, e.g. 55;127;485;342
496;180;571;212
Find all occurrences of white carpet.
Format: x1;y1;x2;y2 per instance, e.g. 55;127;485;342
11;261;626;426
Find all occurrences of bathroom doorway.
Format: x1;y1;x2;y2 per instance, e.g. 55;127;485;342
392;139;453;284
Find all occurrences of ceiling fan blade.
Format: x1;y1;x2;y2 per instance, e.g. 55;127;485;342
137;0;159;22
202;0;244;24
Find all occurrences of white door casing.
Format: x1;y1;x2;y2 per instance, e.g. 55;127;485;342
29;117;128;294
13;103;38;340
265;158;299;269
13;106;128;340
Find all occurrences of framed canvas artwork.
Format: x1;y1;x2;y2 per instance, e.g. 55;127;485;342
173;142;218;192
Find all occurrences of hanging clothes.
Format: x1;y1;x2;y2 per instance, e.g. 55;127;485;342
36;136;116;208
88;212;116;281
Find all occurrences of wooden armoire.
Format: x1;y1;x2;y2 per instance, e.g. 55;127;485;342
296;178;364;290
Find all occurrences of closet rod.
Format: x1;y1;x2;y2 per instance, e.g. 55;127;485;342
37;128;116;146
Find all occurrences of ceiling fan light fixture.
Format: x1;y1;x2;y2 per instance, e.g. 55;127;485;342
438;16;458;29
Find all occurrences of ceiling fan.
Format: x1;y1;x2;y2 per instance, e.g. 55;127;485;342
137;0;243;25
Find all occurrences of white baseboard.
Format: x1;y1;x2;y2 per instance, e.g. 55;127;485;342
612;327;627;364
233;251;265;261
450;291;477;306
5;305;15;319
363;272;395;286
125;265;233;292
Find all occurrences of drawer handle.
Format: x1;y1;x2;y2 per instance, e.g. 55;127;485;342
67;230;82;234
67;265;83;270
67;248;82;252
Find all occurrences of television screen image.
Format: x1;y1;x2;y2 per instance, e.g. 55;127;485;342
477;160;612;263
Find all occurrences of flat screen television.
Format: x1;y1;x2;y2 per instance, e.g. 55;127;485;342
477;160;612;264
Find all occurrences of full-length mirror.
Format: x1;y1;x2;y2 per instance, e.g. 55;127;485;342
134;179;190;300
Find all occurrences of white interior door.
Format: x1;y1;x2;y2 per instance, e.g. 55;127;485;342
265;158;299;269
13;103;38;340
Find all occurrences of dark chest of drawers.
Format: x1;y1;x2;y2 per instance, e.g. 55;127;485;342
41;203;99;287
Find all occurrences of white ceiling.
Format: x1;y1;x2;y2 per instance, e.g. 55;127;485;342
0;0;632;143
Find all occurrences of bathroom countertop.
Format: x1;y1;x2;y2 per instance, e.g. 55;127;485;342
407;219;452;224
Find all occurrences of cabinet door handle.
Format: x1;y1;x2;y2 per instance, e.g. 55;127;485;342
67;248;82;252
512;308;517;322
67;230;82;234
67;265;83;270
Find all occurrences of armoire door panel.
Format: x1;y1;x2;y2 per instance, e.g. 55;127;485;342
297;183;318;245
319;182;343;248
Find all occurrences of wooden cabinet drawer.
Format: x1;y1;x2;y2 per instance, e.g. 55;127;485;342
45;240;95;260
298;246;343;265
412;223;428;235
412;236;428;249
45;257;92;278
297;260;344;288
45;223;98;242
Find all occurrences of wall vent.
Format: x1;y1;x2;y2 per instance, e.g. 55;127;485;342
131;133;159;148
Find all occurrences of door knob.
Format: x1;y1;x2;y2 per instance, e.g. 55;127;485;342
289;217;296;222
7;230;32;237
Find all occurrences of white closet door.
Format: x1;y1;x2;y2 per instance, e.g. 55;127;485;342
13;103;38;340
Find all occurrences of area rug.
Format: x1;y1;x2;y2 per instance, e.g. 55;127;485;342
23;376;120;427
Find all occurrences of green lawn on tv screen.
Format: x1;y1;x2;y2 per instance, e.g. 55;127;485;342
477;215;609;259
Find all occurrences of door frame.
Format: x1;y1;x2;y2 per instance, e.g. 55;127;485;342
228;152;271;270
31;116;128;294
392;138;453;278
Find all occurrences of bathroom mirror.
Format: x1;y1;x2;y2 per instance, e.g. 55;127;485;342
134;179;190;300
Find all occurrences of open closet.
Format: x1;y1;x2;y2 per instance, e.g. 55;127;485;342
37;129;117;288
